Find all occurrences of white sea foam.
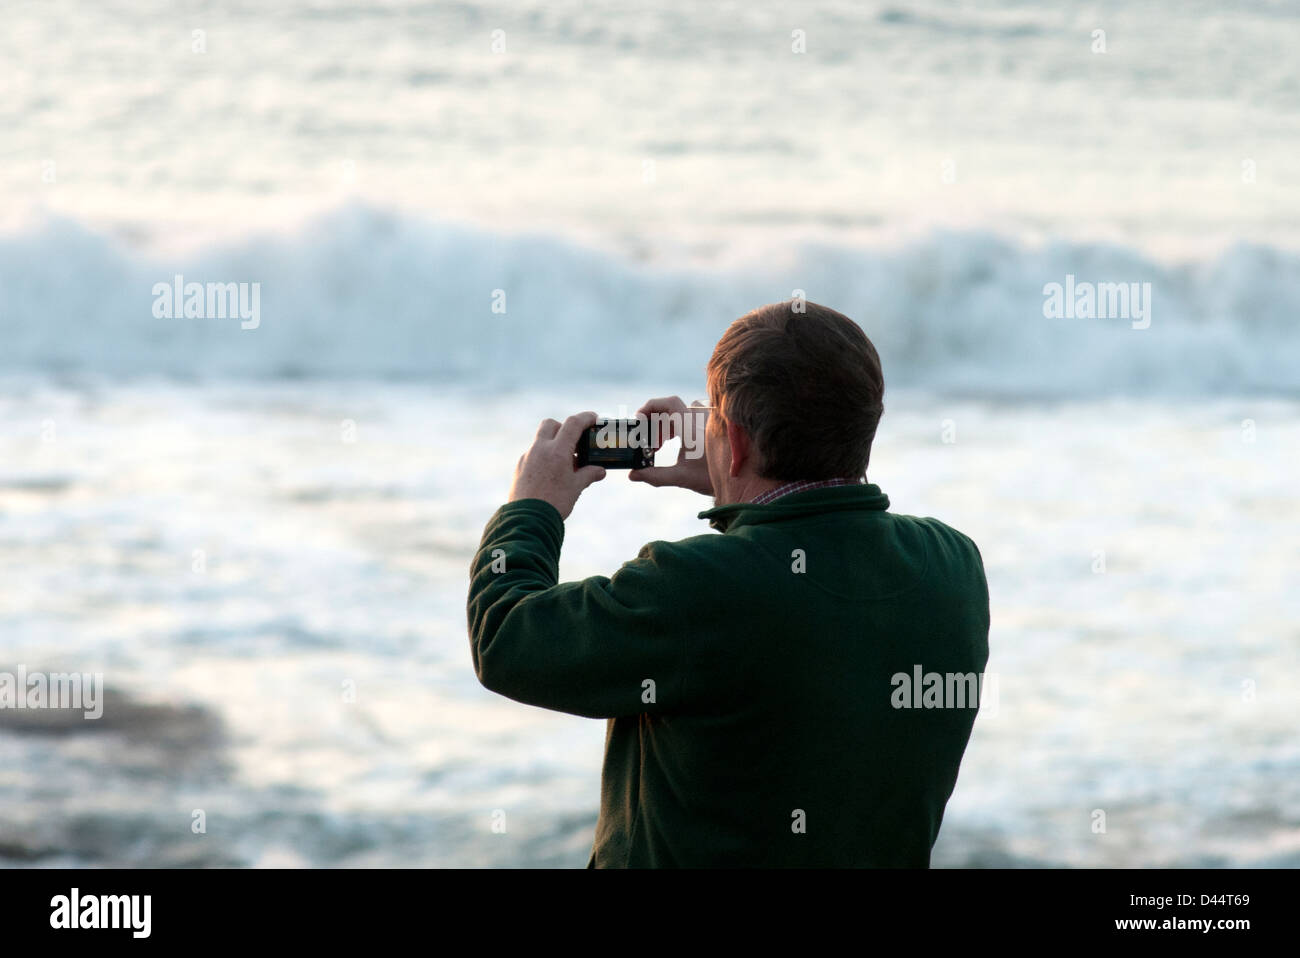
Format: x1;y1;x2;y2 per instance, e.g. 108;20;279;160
2;204;1297;395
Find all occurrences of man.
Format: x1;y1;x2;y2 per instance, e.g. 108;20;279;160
467;301;990;867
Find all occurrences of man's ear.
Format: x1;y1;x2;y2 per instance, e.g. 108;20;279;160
726;419;750;478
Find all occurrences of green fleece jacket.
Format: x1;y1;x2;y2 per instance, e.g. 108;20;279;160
467;483;990;867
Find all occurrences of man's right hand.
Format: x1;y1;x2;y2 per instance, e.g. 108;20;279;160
629;396;713;497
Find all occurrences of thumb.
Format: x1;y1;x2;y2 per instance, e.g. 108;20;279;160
577;465;607;488
629;466;675;487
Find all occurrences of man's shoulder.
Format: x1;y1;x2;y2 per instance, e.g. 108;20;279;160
610;530;760;589
872;511;986;581
902;513;982;553
598;532;758;620
631;530;754;567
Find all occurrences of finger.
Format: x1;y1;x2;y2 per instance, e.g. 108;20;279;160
628;465;678;487
555;410;599;450
635;396;686;419
534;418;561;442
636;397;688;444
576;465;606;488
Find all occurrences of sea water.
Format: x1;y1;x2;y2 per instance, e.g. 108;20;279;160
1;0;1297;866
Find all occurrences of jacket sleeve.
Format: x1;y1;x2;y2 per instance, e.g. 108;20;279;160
467;498;692;719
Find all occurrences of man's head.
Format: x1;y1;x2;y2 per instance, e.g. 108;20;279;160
704;301;884;505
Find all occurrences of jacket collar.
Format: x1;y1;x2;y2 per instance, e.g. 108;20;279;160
697;482;890;533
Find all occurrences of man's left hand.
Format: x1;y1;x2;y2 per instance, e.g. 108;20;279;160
507;411;607;520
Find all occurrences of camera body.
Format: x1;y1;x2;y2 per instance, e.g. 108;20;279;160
576;418;654;469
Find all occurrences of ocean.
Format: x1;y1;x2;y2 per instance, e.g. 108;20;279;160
1;0;1297;866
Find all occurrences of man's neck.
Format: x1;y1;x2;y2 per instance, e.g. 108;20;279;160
715;475;866;507
718;476;785;507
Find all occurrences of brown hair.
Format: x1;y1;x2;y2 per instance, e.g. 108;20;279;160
706;301;884;481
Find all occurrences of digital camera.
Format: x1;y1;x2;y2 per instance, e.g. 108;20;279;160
575;418;654;469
